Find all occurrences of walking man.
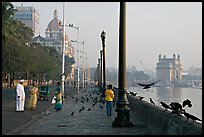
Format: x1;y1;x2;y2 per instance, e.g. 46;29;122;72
105;84;115;116
16;79;25;112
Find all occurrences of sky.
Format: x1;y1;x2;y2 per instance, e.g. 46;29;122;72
12;2;202;71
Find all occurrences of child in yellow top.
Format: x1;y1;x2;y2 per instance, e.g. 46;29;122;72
105;84;115;116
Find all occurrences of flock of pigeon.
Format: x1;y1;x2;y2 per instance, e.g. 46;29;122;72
128;90;202;123
69;88;107;117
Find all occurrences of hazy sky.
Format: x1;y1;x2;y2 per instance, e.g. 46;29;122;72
12;2;202;71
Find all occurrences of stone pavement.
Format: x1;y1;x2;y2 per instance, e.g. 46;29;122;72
19;86;152;135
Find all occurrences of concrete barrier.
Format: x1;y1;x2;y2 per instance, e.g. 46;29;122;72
128;95;202;135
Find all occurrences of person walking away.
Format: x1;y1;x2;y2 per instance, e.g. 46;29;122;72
27;81;38;110
16;79;25;112
105;84;115;116
54;81;62;111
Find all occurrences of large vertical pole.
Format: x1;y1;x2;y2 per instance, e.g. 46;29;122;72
82;43;85;88
112;2;133;127
61;2;66;103
77;29;80;92
100;50;103;88
102;40;106;88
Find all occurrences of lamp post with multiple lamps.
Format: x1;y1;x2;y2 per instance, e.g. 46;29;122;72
67;24;80;92
79;41;86;88
71;40;85;88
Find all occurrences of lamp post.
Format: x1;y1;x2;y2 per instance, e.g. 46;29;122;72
97;59;100;87
71;40;85;89
61;2;66;103
112;2;133;127
100;31;106;89
68;24;80;92
79;42;85;88
81;41;85;88
100;50;103;88
98;58;101;88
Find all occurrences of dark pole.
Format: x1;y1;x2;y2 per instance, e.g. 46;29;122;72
97;60;100;87
98;58;101;88
101;31;106;88
112;2;133;127
100;50;103;87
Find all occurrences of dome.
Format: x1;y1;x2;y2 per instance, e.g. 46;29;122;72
46;9;63;32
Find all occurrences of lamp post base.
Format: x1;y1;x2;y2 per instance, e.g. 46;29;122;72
112;108;134;127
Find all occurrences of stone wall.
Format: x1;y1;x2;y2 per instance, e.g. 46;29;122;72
128;95;202;135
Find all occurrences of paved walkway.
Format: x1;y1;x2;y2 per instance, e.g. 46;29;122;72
19;86;152;135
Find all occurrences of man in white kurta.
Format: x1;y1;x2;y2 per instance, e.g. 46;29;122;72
16;79;25;112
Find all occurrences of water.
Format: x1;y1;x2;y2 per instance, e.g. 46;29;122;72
126;86;202;123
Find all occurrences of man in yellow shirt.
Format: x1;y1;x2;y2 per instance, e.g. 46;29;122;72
105;84;115;116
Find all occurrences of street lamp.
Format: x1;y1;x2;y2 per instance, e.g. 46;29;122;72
100;50;103;88
98;58;101;88
71;40;85;88
61;2;66;103
100;30;106;89
68;24;80;92
112;2;133;127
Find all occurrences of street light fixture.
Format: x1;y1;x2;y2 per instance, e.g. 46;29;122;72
100;50;103;88
100;30;106;89
71;40;85;89
98;58;101;88
68;24;80;92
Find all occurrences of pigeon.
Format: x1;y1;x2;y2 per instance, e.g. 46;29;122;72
160;102;171;111
99;105;104;109
70;112;74;116
169;102;183;116
183;110;202;122
79;108;82;113
182;99;192;108
138;96;144;100
137;80;160;89
87;108;91;111
149;98;155;105
130;91;137;97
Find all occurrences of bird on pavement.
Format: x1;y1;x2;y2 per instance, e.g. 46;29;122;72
79;108;83;113
137;80;160;89
160;102;171;111
87;108;91;111
149;98;155;105
99;105;104;109
70;112;74;116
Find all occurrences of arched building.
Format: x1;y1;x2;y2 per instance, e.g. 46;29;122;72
33;9;75;82
156;54;182;86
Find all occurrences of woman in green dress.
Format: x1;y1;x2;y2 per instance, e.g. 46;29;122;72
54;81;62;111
